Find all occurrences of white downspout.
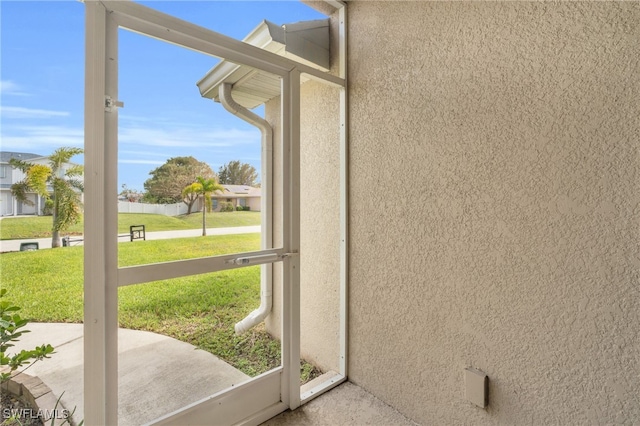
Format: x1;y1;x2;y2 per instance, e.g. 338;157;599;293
219;83;274;335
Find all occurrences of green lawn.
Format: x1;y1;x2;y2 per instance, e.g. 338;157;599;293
119;233;262;266
177;211;261;229
0;211;261;240
0;234;285;377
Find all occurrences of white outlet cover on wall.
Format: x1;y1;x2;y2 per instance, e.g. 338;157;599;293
465;367;488;408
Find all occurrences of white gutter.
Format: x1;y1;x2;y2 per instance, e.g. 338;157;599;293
219;83;274;335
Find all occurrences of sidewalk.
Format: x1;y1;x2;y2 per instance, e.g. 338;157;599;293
9;323;250;425
0;225;261;252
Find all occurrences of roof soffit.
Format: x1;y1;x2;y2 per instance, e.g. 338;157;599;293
196;18;330;109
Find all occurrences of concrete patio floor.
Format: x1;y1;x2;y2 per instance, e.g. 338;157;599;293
262;382;417;426
8;323;415;425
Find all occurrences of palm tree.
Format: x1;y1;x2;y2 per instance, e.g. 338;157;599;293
10;147;84;248
193;176;223;236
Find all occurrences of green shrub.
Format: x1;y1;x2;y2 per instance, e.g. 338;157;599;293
0;289;55;383
219;201;234;212
236;205;244;211
42;199;54;216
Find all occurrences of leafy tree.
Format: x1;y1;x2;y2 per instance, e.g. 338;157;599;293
181;182;200;215
218;160;258;186
119;184;143;202
10;147;84;248
144;156;215;204
192;176;223;236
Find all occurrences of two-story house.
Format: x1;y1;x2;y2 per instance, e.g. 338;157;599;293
1;152;47;216
0;151;82;216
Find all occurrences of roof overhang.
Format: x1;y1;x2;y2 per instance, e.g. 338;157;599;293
196;19;330;109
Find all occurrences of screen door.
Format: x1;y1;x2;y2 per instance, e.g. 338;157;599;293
84;1;302;423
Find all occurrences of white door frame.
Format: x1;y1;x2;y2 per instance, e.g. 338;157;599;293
84;1;346;424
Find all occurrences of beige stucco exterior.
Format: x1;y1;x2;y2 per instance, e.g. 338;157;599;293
263;6;344;376
344;1;639;423
268;1;638;423
265;78;342;374
210;195;261;212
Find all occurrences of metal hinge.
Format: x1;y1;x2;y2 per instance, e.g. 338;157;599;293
105;95;124;112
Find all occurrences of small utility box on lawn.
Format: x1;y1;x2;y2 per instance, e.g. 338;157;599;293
20;242;39;251
130;225;145;241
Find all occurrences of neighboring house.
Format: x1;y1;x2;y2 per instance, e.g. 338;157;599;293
211;184;261;212
0;152;48;216
0;151;83;216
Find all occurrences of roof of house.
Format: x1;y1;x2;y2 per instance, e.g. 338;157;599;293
196;19;330;109
0;152;44;163
215;184;261;197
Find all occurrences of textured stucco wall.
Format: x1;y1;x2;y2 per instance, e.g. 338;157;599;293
265;80;342;374
348;1;639;424
298;80;342;372
263;6;343;374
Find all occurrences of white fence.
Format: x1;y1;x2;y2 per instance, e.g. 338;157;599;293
118;201;189;216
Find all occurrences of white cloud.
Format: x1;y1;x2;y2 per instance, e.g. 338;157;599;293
0;80;30;96
0;125;83;152
0;106;70;119
118;125;259;148
118;159;165;165
119;150;174;158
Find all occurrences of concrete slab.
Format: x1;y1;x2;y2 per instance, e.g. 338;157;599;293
262;382;418;426
9;323;249;425
12;324;417;425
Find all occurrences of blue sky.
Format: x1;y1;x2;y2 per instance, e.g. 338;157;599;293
0;1;326;191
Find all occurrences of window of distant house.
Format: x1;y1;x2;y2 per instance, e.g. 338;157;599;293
0;165;7;179
212;199;218;210
239;198;246;207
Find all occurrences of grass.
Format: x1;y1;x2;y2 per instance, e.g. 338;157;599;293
0;211;261;240
176;211;261;229
0;234;319;380
118;233;261;265
0;216;84;239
